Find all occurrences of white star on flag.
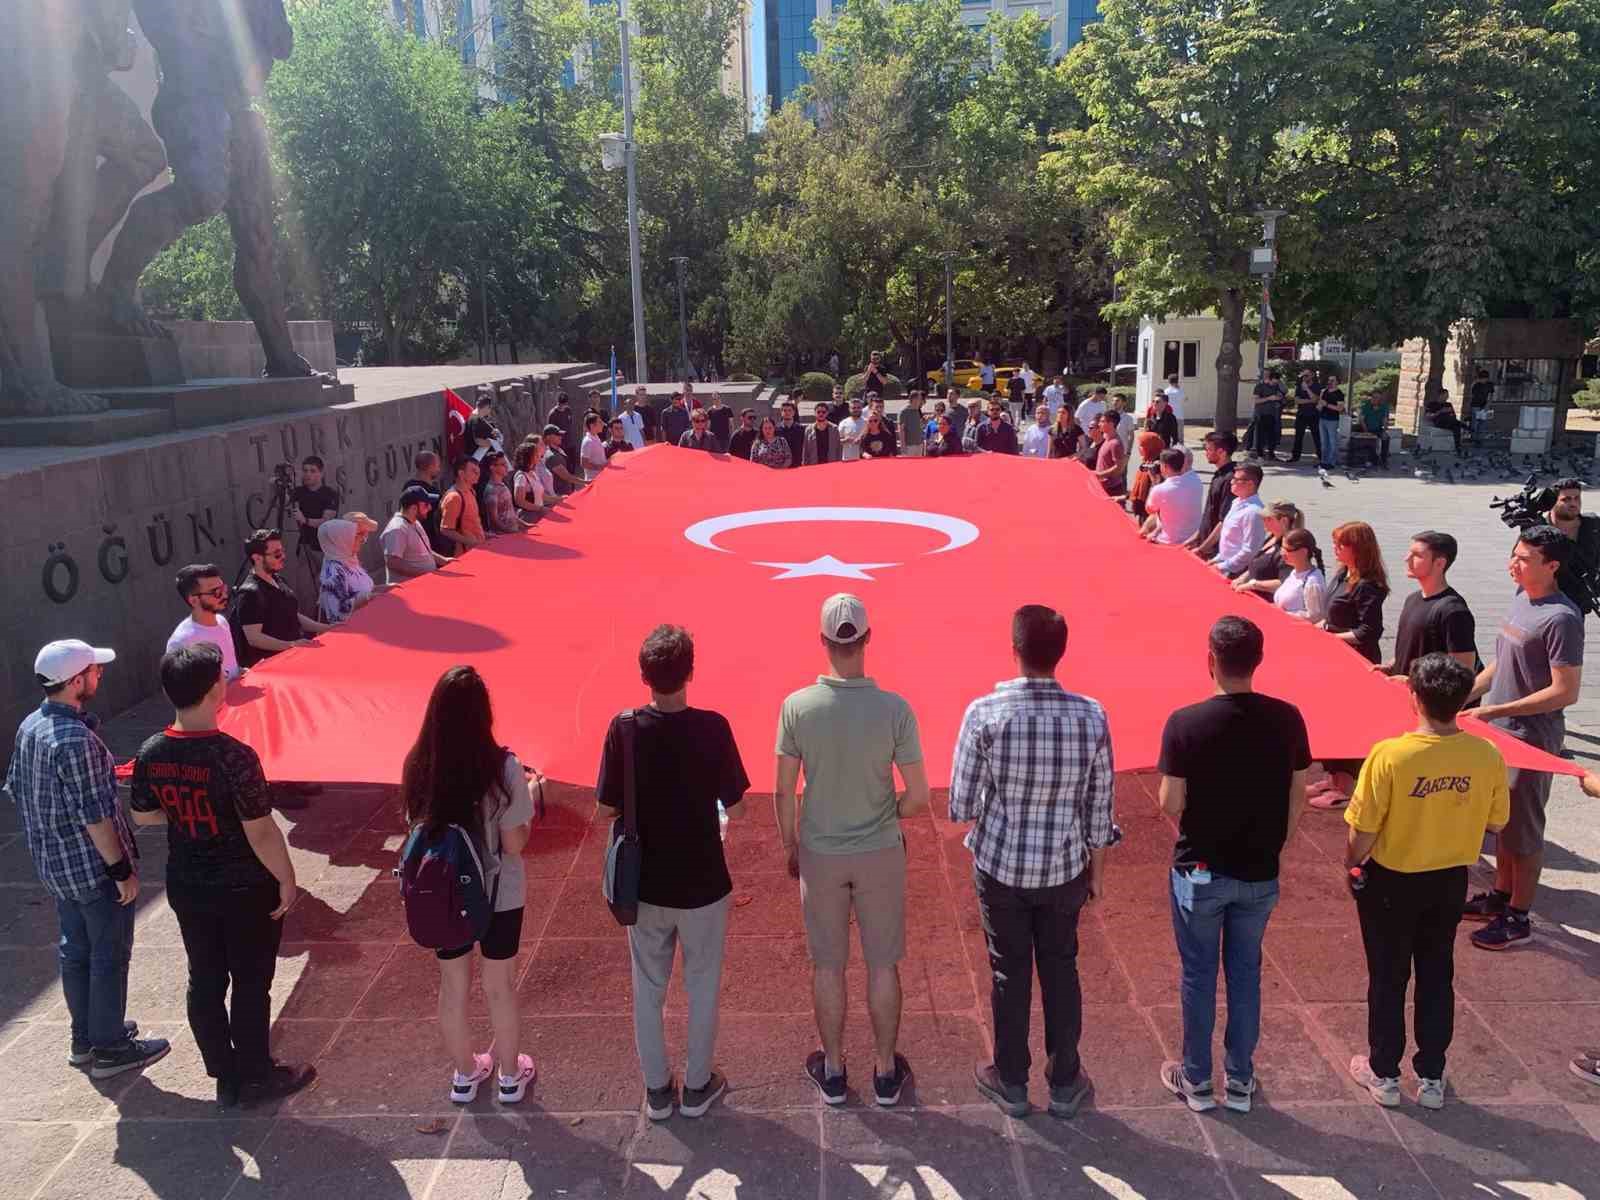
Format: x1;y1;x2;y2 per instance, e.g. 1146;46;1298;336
751;554;902;581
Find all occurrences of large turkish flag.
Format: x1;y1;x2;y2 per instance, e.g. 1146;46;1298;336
219;447;1577;787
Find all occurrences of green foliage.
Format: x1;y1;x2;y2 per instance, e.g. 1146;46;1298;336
137;216;246;322
793;372;837;405
1353;365;1400;405
1572;380;1600;411
843;371;903;400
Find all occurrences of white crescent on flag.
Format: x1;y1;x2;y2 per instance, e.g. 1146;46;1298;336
682;506;981;580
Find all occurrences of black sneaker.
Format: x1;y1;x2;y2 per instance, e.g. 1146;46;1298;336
974;1063;1029;1117
805;1050;847;1106
239;1062;317;1107
645;1079;676;1121
873;1054;911;1108
69;1020;137;1067
1048;1072;1092;1118
1470;912;1531;951
679;1071;726;1119
216;1077;241;1109
1462;890;1509;923
90;1037;170;1080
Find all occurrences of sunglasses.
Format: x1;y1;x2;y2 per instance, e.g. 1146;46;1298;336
195;585;228;600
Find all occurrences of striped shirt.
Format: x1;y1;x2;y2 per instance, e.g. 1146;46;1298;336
949;679;1116;889
5;702;134;900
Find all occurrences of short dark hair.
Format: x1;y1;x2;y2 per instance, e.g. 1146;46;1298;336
452;456;476;475
585;413;602;431
1204;430;1239;453
301;455;324;470
160;642;224;709
1011;605;1068;673
246;528;282;559
1518;524;1572;566
1235;462;1264;485
1408;653;1474;722
175;562;222;600
1554;477;1583;495
1411;530;1458;568
1159;448;1186;471
414;450;439;472
638;624;694;694
741;407;756;418
1209;615;1264;677
475;395;492;410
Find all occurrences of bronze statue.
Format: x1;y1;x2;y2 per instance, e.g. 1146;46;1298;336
96;0;312;378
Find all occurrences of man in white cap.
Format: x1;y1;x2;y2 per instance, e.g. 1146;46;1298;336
775;594;930;1108
5;640;170;1078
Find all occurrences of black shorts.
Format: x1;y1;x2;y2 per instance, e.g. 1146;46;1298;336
436;906;523;962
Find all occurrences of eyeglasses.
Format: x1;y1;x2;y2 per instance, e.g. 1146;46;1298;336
691;417;707;424
195;586;228;600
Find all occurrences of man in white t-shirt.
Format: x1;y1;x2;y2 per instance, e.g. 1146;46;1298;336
1163;375;1187;426
619;387;647;449
580;412;610;479
1022;405;1052;458
1075;387;1108;434
1020;363;1036;398
839;398;866;461
1140;449;1205;545
382;485;450;584
1042;376;1066;417
168;563;241;681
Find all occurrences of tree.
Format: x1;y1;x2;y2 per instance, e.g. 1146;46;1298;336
1051;0;1317;428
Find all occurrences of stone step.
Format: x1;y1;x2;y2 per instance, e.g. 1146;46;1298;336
103;375;338;430
0;406;172;446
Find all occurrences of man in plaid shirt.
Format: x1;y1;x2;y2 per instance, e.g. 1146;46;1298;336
950;606;1115;1119
6;640;169;1079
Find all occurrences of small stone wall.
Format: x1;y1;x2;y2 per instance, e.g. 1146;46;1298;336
166;320;338;379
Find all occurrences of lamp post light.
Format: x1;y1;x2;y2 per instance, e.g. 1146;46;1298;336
941;251;956;391
1251;208;1286;384
669;255;690;381
598;0;648;384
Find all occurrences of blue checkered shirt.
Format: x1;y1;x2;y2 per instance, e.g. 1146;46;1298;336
4;701;133;901
949;679;1116;889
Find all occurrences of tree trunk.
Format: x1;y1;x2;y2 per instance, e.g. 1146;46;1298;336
384;314;402;367
1424;331;1447;406
1214;287;1245;432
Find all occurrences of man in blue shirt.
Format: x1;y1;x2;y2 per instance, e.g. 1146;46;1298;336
5;640;169;1079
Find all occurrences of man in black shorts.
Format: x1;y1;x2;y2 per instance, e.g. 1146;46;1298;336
129;644;313;1108
1376;531;1477;679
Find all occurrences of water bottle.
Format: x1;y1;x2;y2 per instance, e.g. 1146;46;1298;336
717;800;728;842
1347;866;1367;897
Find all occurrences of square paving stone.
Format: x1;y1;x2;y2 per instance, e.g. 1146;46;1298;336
281;878;407;944
246;1116;451;1197
121;947;193;1023
722;823;787;878
1270;866;1360;926
521;828;583;879
274;941;397;1020
855;931;979;1017
840;1013;989;1108
1012;1107;1222;1198
1;890;70;948
289;1018;472;1117
1453;931;1598;1003
0;946;66;1022
435;1113;636;1200
725;872;802;937
1307;1001;1540;1104
111;1019;336;1120
34;1118;272;1200
0;1023;121;1121
1471;1001;1600;1103
624;1111;820;1199
715;1013;830;1112
1062;1004;1167;1111
1206;1102;1436;1199
822;1106;1020;1200
1146;1004;1348;1103
0;1118;85;1200
544;877;632;939
522;1016;650;1113
1388;1102;1600;1197
666;935;813;1017
1260;925;1369;1003
903;869;958;934
354;944;537;1021
523;938;633;1016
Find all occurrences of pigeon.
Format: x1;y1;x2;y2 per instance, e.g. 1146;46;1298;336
1345;471;1361;483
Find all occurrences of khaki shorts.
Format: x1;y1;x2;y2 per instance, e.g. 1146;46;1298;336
1499;766;1553;856
798;841;906;969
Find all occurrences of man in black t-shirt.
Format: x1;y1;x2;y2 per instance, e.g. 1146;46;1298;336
597;626;750;1120
1157;616;1310;1113
232;529;329;669
705;393;734;446
1545;479;1600;614
727;408;758;461
288;455;340;607
1248;369;1286;460
404;450;450;557
1379;531;1477;678
1187;431;1238;556
129;643;313;1108
466;394;503;460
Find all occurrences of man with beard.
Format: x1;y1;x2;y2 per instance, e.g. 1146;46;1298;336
168;563;241;681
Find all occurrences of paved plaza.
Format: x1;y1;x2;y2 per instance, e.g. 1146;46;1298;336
3;446;1599;1199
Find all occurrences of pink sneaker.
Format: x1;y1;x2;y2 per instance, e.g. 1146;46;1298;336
497;1054;536;1104
450;1052;494;1103
1308;790;1350;811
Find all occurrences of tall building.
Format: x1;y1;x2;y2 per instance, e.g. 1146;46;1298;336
388;1;507;99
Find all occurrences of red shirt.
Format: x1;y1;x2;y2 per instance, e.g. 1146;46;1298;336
1096;435;1127;495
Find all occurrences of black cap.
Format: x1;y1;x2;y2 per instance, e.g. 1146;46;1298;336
399;484;436;509
542;423;563;436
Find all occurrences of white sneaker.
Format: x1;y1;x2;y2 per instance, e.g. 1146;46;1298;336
1416;1075;1445;1110
1160;1061;1217;1112
497;1054;536;1104
1223;1075;1256;1113
450;1053;493;1103
1349;1055;1400;1107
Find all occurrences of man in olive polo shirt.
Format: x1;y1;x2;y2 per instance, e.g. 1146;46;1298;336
775;594;930;1109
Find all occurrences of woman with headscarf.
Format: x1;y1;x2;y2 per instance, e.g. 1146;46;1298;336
317;513;380;625
1127;431;1166;521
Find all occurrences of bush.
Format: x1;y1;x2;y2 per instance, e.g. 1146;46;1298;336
791;372;837;406
726;372;760;383
1353;365;1400;406
1572;379;1600;411
844;371;904;400
1268;357;1344;382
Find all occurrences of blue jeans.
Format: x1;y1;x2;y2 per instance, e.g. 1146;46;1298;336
1318;417;1341;467
1170;869;1279;1085
56;880;135;1049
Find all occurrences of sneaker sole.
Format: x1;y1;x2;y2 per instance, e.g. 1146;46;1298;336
1159;1069;1216;1112
451;1078;487;1104
873;1085;903;1108
67;1049;93;1067
645;1100;674;1121
1368;1088;1400;1108
497;1074;535;1104
974;1079;1030;1118
1471;934;1531;952
1048;1085;1090;1119
1568;1062;1600;1087
1417;1092;1444;1110
805;1069;847;1106
1223;1087;1253;1114
679;1081;726;1119
89;1044;170;1080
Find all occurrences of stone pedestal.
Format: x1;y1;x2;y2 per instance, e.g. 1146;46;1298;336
53;331;185;389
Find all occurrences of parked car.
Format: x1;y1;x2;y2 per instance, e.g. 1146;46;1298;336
926;359;1027;392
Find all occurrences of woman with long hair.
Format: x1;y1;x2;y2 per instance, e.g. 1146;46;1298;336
926;412;963;456
750;415;791;468
1232;500;1305;600
1049;405;1082;459
401;666;544;1104
1322;521;1390;663
512;439;546;522
1274;528;1328;622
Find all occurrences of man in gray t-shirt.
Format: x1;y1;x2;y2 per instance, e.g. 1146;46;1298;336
1466;527;1586;949
775;594;929;1108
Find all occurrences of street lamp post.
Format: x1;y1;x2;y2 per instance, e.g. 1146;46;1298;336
597;2;648;384
669;255;690;381
941;252;955;391
1252;208;1286;383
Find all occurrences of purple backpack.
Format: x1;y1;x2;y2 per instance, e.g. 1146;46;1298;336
397;823;497;950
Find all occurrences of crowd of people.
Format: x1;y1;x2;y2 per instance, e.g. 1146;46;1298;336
5;355;1599;1125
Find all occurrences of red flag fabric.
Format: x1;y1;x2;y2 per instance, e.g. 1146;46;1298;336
218;448;1579;787
443;386;473;464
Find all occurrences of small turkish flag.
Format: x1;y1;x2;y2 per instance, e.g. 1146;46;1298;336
443;386;473;463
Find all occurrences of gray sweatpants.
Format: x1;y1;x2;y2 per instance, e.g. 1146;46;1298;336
628;895;730;1091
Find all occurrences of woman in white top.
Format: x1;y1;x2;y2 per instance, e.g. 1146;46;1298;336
1274;527;1328;623
579;412;609;480
511;439;546;521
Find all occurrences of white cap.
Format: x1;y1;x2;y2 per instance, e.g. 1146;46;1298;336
34;639;115;687
820;594;869;644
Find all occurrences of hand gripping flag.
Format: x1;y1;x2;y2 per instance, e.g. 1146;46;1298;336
443;386;473;464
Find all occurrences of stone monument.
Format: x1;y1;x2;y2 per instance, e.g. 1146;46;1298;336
0;0;316;426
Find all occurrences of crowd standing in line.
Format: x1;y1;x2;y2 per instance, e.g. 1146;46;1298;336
6;344;1599;1125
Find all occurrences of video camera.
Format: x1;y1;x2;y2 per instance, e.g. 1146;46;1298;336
1490;475;1600;615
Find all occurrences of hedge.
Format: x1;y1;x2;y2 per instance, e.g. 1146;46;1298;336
843;371;905;400
791;372;837;406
